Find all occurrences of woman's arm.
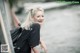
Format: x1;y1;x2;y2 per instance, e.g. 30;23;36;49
40;38;47;53
10;9;21;27
31;38;47;53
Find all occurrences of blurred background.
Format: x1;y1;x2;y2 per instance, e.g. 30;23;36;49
0;0;80;53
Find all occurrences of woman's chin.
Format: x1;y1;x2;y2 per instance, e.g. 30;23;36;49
39;22;43;25
35;22;43;25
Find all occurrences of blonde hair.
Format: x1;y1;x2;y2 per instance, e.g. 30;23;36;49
21;7;44;30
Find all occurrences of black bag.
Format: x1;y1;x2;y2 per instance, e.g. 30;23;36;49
10;27;32;53
10;27;22;43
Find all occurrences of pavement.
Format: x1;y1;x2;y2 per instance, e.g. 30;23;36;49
23;2;73;12
41;5;80;53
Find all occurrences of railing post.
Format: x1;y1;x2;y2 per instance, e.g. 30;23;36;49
0;0;15;53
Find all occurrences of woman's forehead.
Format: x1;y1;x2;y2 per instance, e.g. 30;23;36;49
35;11;44;16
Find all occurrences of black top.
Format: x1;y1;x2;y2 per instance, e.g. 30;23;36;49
18;23;40;53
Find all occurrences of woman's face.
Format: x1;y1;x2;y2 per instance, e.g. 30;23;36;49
33;11;44;24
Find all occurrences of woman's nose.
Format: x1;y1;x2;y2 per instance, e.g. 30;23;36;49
41;16;44;20
40;17;44;21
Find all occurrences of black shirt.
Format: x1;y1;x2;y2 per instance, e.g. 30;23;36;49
18;23;40;53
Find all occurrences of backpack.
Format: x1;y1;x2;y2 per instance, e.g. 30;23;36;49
10;27;32;53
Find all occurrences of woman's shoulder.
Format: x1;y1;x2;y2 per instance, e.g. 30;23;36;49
32;23;40;26
31;23;40;29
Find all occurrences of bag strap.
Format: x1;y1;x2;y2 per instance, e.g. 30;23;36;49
15;23;33;41
15;27;24;42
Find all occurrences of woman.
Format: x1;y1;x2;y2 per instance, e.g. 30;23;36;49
11;7;47;53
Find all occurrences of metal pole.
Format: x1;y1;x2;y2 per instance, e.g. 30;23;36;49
0;0;15;53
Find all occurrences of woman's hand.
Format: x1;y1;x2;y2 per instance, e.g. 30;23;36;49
40;38;47;53
40;45;47;53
